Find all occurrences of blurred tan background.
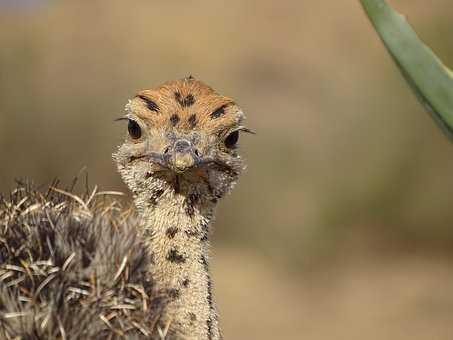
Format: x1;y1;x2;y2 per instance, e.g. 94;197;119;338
1;0;453;339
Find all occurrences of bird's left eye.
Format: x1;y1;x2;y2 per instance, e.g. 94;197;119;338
224;131;239;148
128;120;142;139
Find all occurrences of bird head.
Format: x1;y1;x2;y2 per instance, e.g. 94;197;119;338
113;77;253;203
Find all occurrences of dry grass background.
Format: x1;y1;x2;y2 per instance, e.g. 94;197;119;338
1;0;453;339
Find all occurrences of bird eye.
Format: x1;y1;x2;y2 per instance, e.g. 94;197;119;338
128;120;141;139
224;130;239;148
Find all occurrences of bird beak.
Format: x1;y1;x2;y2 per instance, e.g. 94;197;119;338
168;139;200;173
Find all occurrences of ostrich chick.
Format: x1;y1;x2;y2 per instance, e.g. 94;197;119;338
113;77;251;340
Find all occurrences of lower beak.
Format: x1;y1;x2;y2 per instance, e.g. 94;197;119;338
172;152;196;172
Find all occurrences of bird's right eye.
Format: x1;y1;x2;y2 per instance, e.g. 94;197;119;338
128;120;142;139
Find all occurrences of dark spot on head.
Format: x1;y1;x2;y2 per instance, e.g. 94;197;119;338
137;95;159;112
168;288;180;299
188;114;197;128
210;104;228;119
170;114;180;126
166;227;179;239
184;94;195;106
167;248;186;264
175;92;195;107
182;278;190;288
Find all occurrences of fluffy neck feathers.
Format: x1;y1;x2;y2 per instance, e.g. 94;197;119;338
136;182;222;340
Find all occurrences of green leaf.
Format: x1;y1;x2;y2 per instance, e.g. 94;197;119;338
360;0;453;140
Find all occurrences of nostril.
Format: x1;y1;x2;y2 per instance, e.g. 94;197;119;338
163;147;170;155
194;149;201;157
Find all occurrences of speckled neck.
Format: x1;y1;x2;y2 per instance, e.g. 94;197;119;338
137;188;221;340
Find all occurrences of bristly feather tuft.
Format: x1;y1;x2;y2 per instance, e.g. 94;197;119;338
0;180;168;339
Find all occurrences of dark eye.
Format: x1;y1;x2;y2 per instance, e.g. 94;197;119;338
128;120;141;139
224;130;239;148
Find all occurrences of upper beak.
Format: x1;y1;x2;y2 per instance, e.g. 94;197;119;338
168;139;200;173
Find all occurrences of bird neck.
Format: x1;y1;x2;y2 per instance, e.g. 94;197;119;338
137;188;221;340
